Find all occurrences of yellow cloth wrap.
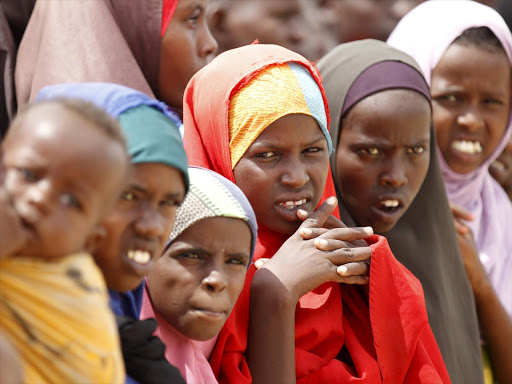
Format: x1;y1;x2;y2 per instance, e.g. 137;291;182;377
0;253;125;384
228;63;314;168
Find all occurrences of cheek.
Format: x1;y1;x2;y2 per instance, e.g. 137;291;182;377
408;157;430;191
227;272;247;311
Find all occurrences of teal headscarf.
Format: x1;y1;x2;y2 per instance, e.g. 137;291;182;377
36;82;189;191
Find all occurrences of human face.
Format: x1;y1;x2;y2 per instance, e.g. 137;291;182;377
336;90;431;233
147;217;251;340
93;163;186;292
319;0;424;42
489;137;512;200
233;114;329;235
158;0;218;110
210;0;335;61
431;43;511;174
2;105;128;259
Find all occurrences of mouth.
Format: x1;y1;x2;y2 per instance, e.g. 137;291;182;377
278;198;307;209
375;198;402;214
190;307;227;321
123;249;155;270
451;139;483;155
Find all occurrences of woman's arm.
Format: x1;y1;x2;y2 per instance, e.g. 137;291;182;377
247;197;373;383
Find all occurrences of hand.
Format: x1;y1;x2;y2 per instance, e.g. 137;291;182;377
117;316;186;384
0;188;26;259
449;201;473;236
256;197;373;303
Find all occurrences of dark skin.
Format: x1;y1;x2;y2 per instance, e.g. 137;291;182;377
249;197;373;383
0;186;25;259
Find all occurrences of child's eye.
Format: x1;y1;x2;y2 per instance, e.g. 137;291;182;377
483;98;504;106
255;151;276;159
406;146;425;155
304;147;324;154
435;94;459;104
17;168;38;182
60;194;83;210
161;198;181;207
178;252;202;262
227;257;248;267
187;9;201;26
120;191;137;201
358;147;381;156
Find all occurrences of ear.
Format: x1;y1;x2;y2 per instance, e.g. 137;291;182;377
85;225;107;254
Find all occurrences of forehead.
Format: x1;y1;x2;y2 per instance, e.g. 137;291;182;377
254;114;324;144
232;0;300;14
434;44;511;87
7;105;126;188
343;89;431;139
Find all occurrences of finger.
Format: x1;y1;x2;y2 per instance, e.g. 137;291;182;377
327;246;372;265
299;227;329;239
453;218;469;236
335;274;369;285
315;227;373;243
337;261;370;277
298;196;338;231
449;201;473;221
254;258;270;269
323;215;348;229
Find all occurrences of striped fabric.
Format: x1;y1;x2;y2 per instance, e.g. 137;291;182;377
228;62;332;168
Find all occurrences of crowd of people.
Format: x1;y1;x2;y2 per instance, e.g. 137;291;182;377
0;0;511;383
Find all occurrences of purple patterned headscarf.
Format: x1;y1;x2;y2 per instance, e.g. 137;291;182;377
388;0;512;316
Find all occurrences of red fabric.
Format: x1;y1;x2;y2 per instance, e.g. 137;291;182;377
182;44;450;384
161;0;178;37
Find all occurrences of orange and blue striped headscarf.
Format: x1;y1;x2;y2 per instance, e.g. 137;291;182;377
228;62;332;168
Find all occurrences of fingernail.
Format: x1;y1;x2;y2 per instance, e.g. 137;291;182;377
254;260;263;268
338;265;348;276
300;228;312;236
297;209;308;217
315;239;328;247
363;226;373;235
326;196;337;205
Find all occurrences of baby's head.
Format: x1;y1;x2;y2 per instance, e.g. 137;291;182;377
1;99;130;259
146;167;257;341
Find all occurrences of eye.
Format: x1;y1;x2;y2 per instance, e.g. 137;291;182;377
483;97;504;106
160;198;181;207
186;8;201;26
406;146;425;155
255;151;277;159
120;191;137;202
17;168;38;182
226;256;248;267
434;94;459;105
358;147;381;156
303;147;324;155
60;193;83;210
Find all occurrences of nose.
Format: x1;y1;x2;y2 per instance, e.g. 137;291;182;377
134;207;165;238
380;158;407;188
456;107;485;132
26;181;51;215
202;268;228;294
280;159;310;188
199;22;218;58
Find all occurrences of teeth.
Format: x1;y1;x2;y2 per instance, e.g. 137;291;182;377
382;200;399;208
127;250;151;265
452;140;483;154
281;199;306;208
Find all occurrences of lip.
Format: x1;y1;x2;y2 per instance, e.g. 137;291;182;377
190;307;227;321
369;195;406;225
274;194;313;222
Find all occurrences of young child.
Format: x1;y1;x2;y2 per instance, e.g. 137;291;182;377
388;2;512;382
0;98;129;383
141;166;257;384
317;39;483;384
183;43;449;383
36;81;190;384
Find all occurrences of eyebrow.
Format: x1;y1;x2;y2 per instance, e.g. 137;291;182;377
128;184;185;199
251;135;327;150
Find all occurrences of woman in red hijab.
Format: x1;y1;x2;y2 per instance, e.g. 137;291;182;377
183;43;450;383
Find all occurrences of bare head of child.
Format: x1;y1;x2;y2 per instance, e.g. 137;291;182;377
1;99;130;260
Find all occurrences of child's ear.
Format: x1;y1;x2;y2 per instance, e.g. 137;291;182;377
85;225;106;254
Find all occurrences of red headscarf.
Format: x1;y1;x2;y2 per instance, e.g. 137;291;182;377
183;44;450;384
161;0;179;37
